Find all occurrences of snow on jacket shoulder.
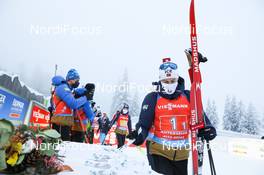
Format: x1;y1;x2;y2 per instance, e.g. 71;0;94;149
52;76;87;110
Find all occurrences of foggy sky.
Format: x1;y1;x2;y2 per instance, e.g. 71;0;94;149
0;0;263;121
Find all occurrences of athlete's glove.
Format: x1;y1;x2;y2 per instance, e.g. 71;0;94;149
184;48;208;67
131;127;148;146
198;126;216;141
126;130;138;140
132;133;145;146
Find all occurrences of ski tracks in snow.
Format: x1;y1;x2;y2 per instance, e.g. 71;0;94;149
59;142;158;175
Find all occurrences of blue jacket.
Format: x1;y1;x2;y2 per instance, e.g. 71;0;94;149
52;76;87;110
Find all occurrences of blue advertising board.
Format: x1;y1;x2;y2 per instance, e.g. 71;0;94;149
0;87;30;125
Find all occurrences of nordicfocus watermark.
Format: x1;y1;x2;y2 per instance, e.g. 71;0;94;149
26;138;264;160
94;82;153;94
30;141;88;152
30;24;103;36
162;140;196;151
162;24;233;36
161;140;229;152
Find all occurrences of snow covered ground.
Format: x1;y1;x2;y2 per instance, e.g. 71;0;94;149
197;135;264;175
59;133;264;175
59;142;158;175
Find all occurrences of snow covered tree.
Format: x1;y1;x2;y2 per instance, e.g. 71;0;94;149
229;97;240;132
205;99;219;129
259;114;264;136
236;100;246;132
110;69;130;118
129;91;140;124
241;103;259;135
223;96;232;130
223;96;240;132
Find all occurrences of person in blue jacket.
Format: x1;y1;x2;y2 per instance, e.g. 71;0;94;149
50;69;94;141
72;83;96;143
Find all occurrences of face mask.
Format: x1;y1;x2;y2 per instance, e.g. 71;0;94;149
122;109;128;114
161;82;178;95
72;81;80;88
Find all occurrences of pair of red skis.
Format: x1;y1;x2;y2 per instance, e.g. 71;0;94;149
189;0;216;175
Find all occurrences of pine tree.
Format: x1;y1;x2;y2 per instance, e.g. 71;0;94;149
237;100;246;132
223;96;232;130
110;69;130;118
242;104;259;135
229;97;240;132
205;99;219;129
129;91;140;124
260;114;264;136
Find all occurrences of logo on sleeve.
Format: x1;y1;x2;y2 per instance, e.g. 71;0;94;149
142;105;149;111
64;87;71;92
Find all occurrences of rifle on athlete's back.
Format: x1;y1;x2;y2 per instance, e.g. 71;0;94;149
101;111;120;145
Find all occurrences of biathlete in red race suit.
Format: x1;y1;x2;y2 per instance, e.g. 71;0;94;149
127;54;216;175
111;103;132;148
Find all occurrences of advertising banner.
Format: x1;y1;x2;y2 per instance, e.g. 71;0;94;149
0;88;29;125
29;103;50;128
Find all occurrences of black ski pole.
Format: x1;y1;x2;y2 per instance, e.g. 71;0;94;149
209;143;216;175
207;142;216;175
206;140;216;175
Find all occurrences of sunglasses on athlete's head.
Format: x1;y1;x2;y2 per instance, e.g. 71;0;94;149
159;62;178;70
